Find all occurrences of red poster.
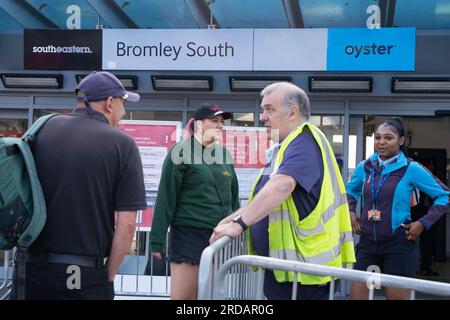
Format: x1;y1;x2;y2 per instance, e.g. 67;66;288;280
119;120;182;230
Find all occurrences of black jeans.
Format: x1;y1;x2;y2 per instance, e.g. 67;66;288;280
10;261;114;300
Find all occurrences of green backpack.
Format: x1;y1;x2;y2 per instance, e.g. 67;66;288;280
0;114;57;299
0;114;56;250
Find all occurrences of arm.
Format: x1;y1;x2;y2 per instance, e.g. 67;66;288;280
105;211;137;281
230;164;240;212
405;163;450;240
210;173;296;243
345;161;366;212
345;161;366;234
149;151;184;255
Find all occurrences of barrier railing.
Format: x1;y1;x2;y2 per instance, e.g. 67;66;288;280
212;255;450;300
113;229;171;298
198;233;264;300
0;249;13;300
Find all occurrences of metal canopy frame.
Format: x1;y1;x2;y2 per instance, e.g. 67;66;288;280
87;0;139;28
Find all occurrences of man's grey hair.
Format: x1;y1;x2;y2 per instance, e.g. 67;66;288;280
260;82;310;120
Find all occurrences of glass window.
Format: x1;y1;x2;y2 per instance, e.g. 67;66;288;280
0;119;28;137
299;0;377;28
229;112;254;127
129;111;181;121
26;0;102;29
322;115;341;126
395;0;450;29
208;0;289;28
0;8;22;29
113;0;197;28
316;115;344;166
33;109;71;121
309;115;321;126
187;111;254;127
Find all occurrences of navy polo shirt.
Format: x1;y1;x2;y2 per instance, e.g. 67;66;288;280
251;126;323;257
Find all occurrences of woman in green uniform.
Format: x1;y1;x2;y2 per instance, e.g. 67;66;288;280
150;103;240;300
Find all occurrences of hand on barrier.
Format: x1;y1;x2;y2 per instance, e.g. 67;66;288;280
209;222;243;244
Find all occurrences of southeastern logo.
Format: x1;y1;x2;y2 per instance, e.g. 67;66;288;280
344;43;396;58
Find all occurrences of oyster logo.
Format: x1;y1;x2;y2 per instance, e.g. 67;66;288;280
344;43;396;58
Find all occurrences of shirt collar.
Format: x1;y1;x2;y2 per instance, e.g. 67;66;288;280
71;108;109;124
377;153;400;168
266;120;308;164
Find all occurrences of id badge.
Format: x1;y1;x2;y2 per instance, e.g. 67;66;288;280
368;209;381;221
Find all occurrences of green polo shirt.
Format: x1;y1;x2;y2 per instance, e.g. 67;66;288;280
149;137;240;252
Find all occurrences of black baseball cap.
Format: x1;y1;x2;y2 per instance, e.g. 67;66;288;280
75;71;140;103
193;103;232;120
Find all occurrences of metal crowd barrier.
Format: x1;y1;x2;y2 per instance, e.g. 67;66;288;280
113;228;171;298
0;249;14;300
198;233;263;300
212;255;450;300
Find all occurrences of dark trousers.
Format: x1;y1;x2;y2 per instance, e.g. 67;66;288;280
263;270;330;300
10;262;114;300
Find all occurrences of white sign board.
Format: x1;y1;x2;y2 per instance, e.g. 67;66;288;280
103;29;254;71
253;29;328;71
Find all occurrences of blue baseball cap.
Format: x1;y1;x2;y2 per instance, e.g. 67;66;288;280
75;71;140;103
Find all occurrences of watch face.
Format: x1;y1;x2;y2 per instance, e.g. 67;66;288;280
233;215;240;222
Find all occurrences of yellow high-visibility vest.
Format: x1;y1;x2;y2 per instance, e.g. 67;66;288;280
247;123;355;285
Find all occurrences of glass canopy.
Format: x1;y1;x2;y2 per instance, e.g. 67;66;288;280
0;0;448;30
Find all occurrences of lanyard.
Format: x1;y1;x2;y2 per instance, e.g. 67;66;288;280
370;167;390;209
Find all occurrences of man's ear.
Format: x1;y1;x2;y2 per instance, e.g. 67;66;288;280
105;97;114;114
289;105;299;120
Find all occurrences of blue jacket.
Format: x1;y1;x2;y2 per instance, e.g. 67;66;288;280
346;151;450;241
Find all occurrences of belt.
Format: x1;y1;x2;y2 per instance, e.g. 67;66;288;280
26;252;105;269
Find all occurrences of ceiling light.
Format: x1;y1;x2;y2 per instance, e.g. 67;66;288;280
309;76;372;92
151;76;212;91
392;77;450;93
75;74;138;90
229;76;292;91
1;74;63;89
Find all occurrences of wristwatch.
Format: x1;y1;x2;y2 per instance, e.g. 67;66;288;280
232;215;248;231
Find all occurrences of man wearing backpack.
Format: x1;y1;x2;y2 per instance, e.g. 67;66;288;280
11;71;146;299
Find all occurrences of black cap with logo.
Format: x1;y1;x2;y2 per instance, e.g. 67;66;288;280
193;103;232;120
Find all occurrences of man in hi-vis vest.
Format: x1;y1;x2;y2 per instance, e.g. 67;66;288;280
210;82;355;300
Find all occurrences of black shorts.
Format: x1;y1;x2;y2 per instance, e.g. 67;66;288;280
354;231;420;277
168;225;213;265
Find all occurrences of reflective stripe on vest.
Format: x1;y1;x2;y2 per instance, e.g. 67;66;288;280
270;243;341;264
